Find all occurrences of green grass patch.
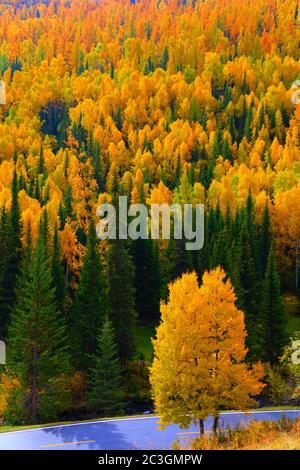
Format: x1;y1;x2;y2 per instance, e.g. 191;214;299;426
133;323;155;363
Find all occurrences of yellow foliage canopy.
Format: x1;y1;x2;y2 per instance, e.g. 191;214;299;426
150;268;265;429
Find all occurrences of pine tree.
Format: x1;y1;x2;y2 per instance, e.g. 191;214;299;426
40;208;50;254
87;320;124;416
232;218;263;360
259;203;272;276
0;170;22;337
245;192;260;268
115;105;123;131
0;207;13;337
221;137;232;163
133;239;160;323
205;125;222;189
107;183;137;364
108;236;137;365
69;218;106;370
7;231;70;424
261;246;287;364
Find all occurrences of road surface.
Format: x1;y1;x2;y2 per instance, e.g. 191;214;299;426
0;410;299;450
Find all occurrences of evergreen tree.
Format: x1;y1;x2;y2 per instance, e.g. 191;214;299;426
107;182;137;364
259;203;272;276
7;231;70;424
245;192;260;271
10;167;22;273
221;137;232;163
108;235;137;365
261;246;287;363
40;208;50;254
87;319;124;416
0;170;22;337
232;218;263;360
0;207;13;337
69;218;106;370
59;185;73;228
133;238;160;323
205;125;222;189
34;177;41;202
115;105;123;131
51;224;65;315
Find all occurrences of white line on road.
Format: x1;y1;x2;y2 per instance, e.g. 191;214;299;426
41;440;96;448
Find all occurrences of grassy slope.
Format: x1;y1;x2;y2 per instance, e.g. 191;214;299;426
133;323;155;364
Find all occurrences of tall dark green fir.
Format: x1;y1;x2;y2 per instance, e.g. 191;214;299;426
87;319;124;416
69;218;106;370
261;245;287;364
7;231;70;424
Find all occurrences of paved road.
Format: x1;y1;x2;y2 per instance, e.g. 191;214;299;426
0;410;299;450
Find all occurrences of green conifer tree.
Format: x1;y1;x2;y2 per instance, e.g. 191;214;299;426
7;231;70;424
69;218;106;370
261;246;287;363
87;319;124;416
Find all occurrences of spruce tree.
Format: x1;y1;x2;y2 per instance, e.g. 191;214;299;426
0;207;12;337
108;181;137;364
11;168;22;255
133;238;160;323
205;125;222;189
232;218;263;360
87;319;124;416
0;170;22;337
108;236;137;365
261;246;287;363
259;203;272;276
7;231;70;424
51;224;65;315
69;218;106;370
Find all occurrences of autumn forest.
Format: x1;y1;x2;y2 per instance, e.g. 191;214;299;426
0;0;300;427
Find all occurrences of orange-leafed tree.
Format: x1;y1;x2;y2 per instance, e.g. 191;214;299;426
150;268;265;435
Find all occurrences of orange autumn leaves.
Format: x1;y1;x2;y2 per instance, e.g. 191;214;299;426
150;267;265;428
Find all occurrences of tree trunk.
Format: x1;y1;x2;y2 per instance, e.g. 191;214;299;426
213;416;219;434
199;418;204;436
